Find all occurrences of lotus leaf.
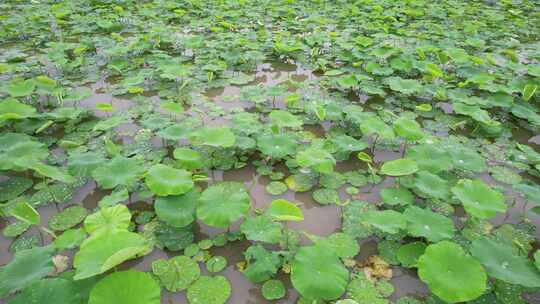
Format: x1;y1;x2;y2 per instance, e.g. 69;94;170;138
0;133;48;171
145;164;194;196
54;228;87;250
206;256;227;273
257;134;297;159
364;210;407;234
152;255;200;291
155;190;199;228
394;117;424;141
0;177;32;202
406;144;453;173
413;171;451;200
397;242;426;268
88;271;160;304
186;276;231;304
189;127;236;147
380;187;414;206
9;278;80;304
29;162;75;184
92;156;144;189
386;77;422;95
267;199;304;221
265;181;288;195
3;221;30;237
0;98;36;121
269;110;303;129
322;232;360;258
243;245;281;283
360;116;395;139
10;202;40;225
262;279;286;300
68;152;106;177
240;215;282;243
296;147;336;174
451;179;506;219
197;182;250;228
152;221;194;251
450;147;486;172
403;206;455;242
173;148;204;170
313;188;341;205
98;188;129;208
380;158;418;176
84;204;131;234
49;205;88;231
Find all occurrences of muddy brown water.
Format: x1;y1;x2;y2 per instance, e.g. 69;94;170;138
1;61;540;303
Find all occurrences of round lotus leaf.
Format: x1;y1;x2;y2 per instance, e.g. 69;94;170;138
267;199;304;221
380;158;418;176
187;276;231;304
7;79;35;97
258;134;297;159
206;256;227;273
313;188;340;205
92;156;145;189
406;144;453;173
296;148;336;174
331;135;369;154
393;117;424;141
413;171;451;200
450;147;486;172
262;279;286;300
53;228;87;250
3;221;30;237
470;237;540;288
397;242;426;268
285;174;316;192
451;179;506;219
172;148;204;170
88;270;160;304
196;182;251;228
153;222;194;251
360;116;395;140
489;166;522;185
0;176;33;202
418;241;487;303
291;244;348;300
386;77;422;95
145;164;194;196
269;110;302;129
265;181;288;195
49;205;88;231
319;172;347;189
68;152;106;177
152;256;200;292
9;278;79;304
403;206;455;242
198;239;213;250
0;133;48;171
189;127;236;147
324;232;360;258
84;204;131;234
240;215;282;243
155;190;199;228
364;210;407;234
0;98;36;121
514;183;540;205
380;187;414;206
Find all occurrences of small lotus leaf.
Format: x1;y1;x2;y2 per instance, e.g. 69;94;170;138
262;279;286;300
187;276;232;304
145;164;194;196
380;158;418;176
49;205;88;231
152;256;200;291
197;182;250;228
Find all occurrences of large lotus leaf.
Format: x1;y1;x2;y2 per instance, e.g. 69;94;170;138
453;103;497;125
269;110;303;129
240;215;282;244
321;232;360;258
331;134;368;154
393;117;424;141
10;201;40;225
470;237;540;288
7;78;35;97
450;147;486;172
406;144;453;173
0;246;54;298
257;133;297;159
68;152;106;177
54;228;87;250
0;98;36;121
84;204;131;235
380;187;414;206
291;244;348;300
418;241;486;303
267;199;304;221
145;164;194;196
29;162;76;184
397;242;426;268
0;176;32;202
413;171;451;200
386;77;422;95
296;147;336;174
244;245;281;283
88;270;160;304
152;256;200;292
313;188;341;205
451;179;506;219
173;148;204;170
49;205;88;231
92;156;145;189
403;206;455;242
360;116;395;139
157;124;191;141
285;173;317;192
364;210;407;234
380;158;418;176
155;190;199;227
186;276;231;304
3;221;30;237
342;200;376;239
189;127;236;147
0;133;48;171
74;230;149;280
197;182;251;228
9;278;80;304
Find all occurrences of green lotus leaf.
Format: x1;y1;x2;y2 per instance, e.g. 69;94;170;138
393;117;424;141
88;270;160;304
291;244;348;301
152;255;200;291
3;221;30;237
342;200;376;239
98;188;129;208
9;278;80;304
285;173;317;192
92;115;129;132
155;190;199;228
386;77;422;95
47;107;85;121
197;182;251;228
397;242;426;268
346;271;393;303
187;276;231;304
330;134;368;154
403;206;455;242
0;246;54;298
514;183;540;206
92;156;145;189
232;112;262;135
49;205;88;231
53;228;87;250
0;176;32;202
257;133;297;159
406;144;453;173
152;221;194;251
380;187;414;206
364;210;407;234
451;179;506;219
265;181;288;195
7;78;35;97
68;152;106;177
206;256;227;273
10;201;40;225
84;204;131;235
413;171;451;200
262;279;286;300
29;162;76;184
296;147;336;174
0;133;48;171
269;110;303;129
173;148;204;170
267;199;304;221
380;158;418;176
321;232;360;258
470;237;540;288
489;166;522;185
145;164;194;196
189;127;236;147
313;188;341;205
157;123;192;141
450;147;486;172
240;215;282;243
418;241;486;303
454;103;498;125
0;98;36;121
360;116;395;139
74;229;149;280
243;245;281;283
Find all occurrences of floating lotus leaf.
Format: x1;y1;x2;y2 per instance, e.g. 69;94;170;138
206;256;227;273
53;228;87;250
9;278;80;304
92;156;144;189
406;144;453;173
189;127;236;147
68;152;106;177
145;164;194;196
360;116;395;139
322;232;360;258
98;188;129;208
296;147;336;174
267;199;304;221
49;205;88;231
152;256;200;292
386;77;422;95
450;147;486;172
232;112;262;135
470;237;540;288
269;110;303;128
330;134;369;154
257;134;297;159
364;210;407;234
243;245;281;283
489;166;522;185
0;133;48;171
88;271;160;304
380;187;414;206
451;179;506;219
7;78;35;97
84;204;131;235
291;244;348;301
155;190;199;228
342;200;376;239
0;98;36;121
413;171;451;200
265;181;288;195
186;276;231;304
403;206;455;242
418;241;487;303
380;158;418;176
262;279;286;300
47;107;85;121
10;202;40;225
454;103;498;125
0;176;33;202
285;173;316;192
514;183;540;206
3;221;30;237
313;188;341;205
29;162;75;184
173;148;204;170
240;215;282;244
0;246;54;298
393;117;424;141
197;182;251;228
152;222;194;251
74;229;149;280
397;242;426;268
